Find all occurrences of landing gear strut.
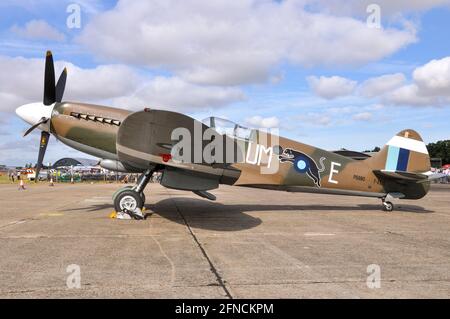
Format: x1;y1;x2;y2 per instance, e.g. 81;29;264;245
113;169;154;213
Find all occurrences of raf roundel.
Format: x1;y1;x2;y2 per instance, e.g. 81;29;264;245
294;157;309;173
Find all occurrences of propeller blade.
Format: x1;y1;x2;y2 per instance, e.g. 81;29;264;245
23;117;49;137
43;51;56;105
55;67;67;103
35;131;50;183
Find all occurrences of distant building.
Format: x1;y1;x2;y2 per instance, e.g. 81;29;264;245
0;165;16;173
52;157;99;168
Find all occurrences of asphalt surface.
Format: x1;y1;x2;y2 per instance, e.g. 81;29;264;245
0;182;449;298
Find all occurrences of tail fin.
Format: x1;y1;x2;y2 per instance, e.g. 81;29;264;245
369;129;430;173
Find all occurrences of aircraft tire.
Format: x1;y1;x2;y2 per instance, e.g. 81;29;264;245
112;186;134;201
115;190;144;213
383;201;394;212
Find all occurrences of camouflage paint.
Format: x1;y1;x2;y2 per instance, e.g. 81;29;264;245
48;105;431;200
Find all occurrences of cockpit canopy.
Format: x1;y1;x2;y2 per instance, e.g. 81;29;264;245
202;117;256;141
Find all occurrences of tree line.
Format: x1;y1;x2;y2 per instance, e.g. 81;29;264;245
427;140;450;164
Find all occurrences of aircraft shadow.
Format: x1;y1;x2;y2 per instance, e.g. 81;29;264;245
146;197;434;231
61;198;433;231
63;204;113;213
357;204;433;213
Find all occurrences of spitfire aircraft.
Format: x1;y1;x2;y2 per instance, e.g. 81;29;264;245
16;52;441;215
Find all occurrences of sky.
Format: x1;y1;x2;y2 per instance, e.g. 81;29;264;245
0;0;450;166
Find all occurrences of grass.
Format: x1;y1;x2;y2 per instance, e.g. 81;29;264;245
0;173;32;185
0;173;12;184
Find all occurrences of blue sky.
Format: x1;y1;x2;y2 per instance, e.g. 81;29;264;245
0;0;450;166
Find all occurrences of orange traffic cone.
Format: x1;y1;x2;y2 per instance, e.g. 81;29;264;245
49;177;54;186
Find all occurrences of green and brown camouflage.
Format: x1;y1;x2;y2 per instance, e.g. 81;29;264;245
46;105;432;201
50;102;130;158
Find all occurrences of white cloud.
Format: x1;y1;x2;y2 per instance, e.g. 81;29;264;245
0;55;140;112
78;0;416;86
352;112;373;121
64;64;141;101
385;84;439;106
413;57;450;96
307;76;357;99
245;115;280;128
0;55;243;114
11;20;66;42
384;56;450;106
359;73;406;98
312;57;450;107
111;76;245;111
296;113;332;126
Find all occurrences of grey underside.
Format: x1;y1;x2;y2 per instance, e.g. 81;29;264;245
238;184;387;198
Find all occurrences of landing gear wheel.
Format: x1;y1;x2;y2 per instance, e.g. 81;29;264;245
113;186;145;204
383;201;394;212
114;190;144;213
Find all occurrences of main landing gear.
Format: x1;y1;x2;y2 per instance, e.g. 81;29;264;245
113;169;153;214
382;199;394;212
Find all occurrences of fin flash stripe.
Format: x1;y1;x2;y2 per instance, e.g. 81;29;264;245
385;146;410;172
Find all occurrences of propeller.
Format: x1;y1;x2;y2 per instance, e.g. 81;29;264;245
23;51;68;182
35;132;50;183
43;51;56;105
55;67;68;103
23;117;49;137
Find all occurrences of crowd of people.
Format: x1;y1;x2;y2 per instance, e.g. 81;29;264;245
5;166;449;185
432;167;450;183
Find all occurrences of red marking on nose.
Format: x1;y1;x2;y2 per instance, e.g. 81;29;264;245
160;153;172;162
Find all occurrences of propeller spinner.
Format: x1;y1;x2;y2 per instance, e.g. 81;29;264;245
15;51;68;182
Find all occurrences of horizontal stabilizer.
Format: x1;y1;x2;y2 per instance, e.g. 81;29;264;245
374;170;442;183
423;172;447;181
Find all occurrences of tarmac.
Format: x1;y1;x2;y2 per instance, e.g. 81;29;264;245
0;182;449;298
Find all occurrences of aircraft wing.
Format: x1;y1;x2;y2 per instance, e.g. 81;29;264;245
115;109;242;192
373;170;446;183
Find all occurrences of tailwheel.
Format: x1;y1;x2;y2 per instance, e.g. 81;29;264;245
382;201;394;212
114;190;144;213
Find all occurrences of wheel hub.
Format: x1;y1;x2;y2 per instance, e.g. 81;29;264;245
119;195;138;211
